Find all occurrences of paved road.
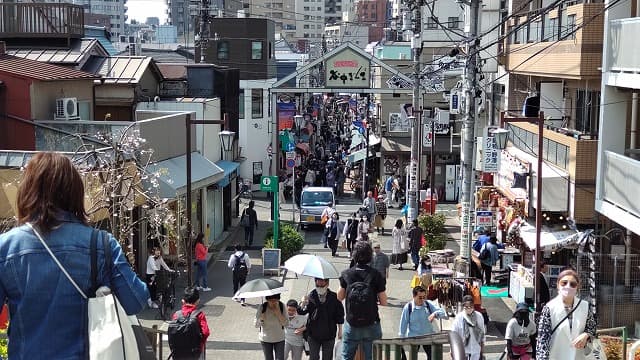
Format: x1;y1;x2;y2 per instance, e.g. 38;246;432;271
139;197;516;360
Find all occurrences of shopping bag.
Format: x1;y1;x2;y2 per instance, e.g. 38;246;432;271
421;234;426;247
584;338;607;360
89;292;155;360
333;339;343;359
410;275;421;288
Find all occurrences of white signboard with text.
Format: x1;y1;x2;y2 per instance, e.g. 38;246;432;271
325;48;370;88
482;136;499;173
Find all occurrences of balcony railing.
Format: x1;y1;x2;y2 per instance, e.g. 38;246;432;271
0;3;84;40
601;151;640;218
607;17;640;73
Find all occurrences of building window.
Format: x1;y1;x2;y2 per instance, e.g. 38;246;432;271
427;17;438;29
564;14;576;39
251;41;263;60
239;91;245;119
251;89;263;118
447;17;459;29
217;41;229;59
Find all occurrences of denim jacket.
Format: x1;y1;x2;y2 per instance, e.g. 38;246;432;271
0;213;149;359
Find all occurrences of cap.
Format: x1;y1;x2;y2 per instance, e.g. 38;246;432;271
377;195;384;199
515;302;530;314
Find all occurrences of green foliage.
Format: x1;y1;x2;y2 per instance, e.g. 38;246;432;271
264;223;305;263
417;213;447;252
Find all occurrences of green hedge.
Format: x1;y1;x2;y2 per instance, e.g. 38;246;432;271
264;223;305;263
417;213;447;256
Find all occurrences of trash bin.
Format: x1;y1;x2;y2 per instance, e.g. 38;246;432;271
422;199;437;214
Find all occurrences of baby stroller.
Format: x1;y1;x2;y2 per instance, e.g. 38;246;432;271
357;206;369;219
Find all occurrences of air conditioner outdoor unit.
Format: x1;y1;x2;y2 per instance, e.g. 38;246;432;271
55;97;79;120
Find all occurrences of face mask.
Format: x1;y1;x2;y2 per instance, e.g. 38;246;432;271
316;286;328;296
560;285;577;298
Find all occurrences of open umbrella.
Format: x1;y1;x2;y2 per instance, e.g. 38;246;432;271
283;254;340;279
233;278;286;299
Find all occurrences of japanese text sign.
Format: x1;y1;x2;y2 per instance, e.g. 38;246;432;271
325;48;370;88
482;136;500;173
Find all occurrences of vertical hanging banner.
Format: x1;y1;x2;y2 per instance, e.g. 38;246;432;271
277;100;296;131
482;136;499;173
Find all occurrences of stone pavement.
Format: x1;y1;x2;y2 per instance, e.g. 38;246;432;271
139;196;517;359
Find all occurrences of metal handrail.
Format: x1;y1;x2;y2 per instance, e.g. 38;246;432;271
372;331;465;360
142;324;167;360
596;327;628;360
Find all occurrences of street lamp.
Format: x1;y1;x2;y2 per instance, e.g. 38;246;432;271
294;115;304;136
218;130;236;155
497;112;545;313
490;128;510;151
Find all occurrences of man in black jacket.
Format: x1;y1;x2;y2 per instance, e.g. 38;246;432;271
338;242;388;360
298;278;344;360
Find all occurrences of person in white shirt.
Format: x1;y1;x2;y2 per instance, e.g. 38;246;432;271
228;245;252;306
320;204;336;248
284;299;308;360
145;247;174;308
452;295;486;360
505;303;536;360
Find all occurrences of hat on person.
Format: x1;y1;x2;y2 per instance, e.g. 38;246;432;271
377;194;384;199
514;302;530;314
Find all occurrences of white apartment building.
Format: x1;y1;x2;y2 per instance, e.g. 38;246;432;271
324;23;369;50
596;0;640;237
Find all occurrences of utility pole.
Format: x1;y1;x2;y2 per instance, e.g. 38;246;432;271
195;0;212;63
407;0;423;223
460;0;481;260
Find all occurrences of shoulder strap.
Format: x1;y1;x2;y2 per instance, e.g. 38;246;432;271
26;222;88;299
90;229;98;296
550;298;582;336
407;302;413;322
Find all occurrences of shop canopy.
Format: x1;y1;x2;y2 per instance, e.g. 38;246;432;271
518;222;584;252
146;152;224;199
215;160;241;187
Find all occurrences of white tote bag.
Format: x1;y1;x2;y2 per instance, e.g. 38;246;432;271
28;223;154;360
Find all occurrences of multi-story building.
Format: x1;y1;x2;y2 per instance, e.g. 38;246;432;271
324;23;369;50
167;0;192;37
18;0;128;39
499;0;605;226
355;0;387;43
595;0;640;329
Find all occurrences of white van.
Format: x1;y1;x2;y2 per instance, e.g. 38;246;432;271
299;187;336;229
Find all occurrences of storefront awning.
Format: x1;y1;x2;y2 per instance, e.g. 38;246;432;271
381;137;411;153
518;222;583;252
348;147;378;163
350;132;381;150
146;152;224;198
215;160;240;187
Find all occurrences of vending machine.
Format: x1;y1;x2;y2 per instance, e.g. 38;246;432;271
445;165;457;201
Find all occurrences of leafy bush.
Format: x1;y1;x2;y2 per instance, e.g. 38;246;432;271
417;213;447;252
264;223;305;263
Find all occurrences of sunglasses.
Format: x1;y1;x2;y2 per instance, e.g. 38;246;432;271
416;295;426;300
559;279;578;288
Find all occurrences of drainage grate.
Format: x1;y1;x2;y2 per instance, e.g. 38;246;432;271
200;304;225;317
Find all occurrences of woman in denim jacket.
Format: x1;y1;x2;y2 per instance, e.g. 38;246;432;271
0;152;150;359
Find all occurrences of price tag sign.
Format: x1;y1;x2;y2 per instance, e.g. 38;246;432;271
476;211;493;228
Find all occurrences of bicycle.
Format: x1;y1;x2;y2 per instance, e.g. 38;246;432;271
155;269;179;321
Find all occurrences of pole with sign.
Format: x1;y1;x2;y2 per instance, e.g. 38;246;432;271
260;175;280;247
286;151;296;223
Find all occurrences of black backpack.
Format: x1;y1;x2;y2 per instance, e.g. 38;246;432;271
478;244;490;260
168;310;203;358
345;271;377;327
233;252;248;276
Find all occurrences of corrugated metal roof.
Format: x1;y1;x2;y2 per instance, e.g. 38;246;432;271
0;55;99;81
88;56;155;84
5;38;105;65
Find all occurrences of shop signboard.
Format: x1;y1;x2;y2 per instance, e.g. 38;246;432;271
482;136;499;173
325;48;370;88
476;210;493;228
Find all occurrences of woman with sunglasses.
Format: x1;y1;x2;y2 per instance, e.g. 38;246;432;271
536;269;596;360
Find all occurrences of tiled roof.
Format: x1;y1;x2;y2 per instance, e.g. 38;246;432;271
0;54;99;81
157;64;187;79
5;38;108;65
